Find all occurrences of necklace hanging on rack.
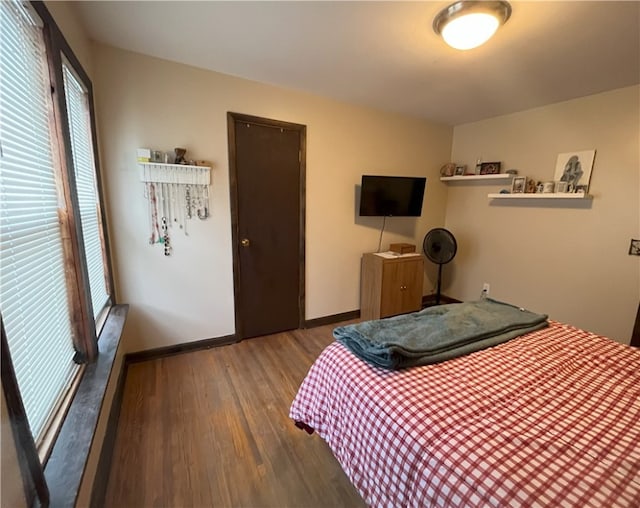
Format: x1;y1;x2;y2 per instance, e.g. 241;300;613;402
181;184;188;236
198;184;209;219
149;183;161;244
162;183;170;224
170;183;177;226
185;185;192;219
161;217;171;256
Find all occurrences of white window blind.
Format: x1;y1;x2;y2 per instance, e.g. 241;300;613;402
0;0;79;443
62;62;109;320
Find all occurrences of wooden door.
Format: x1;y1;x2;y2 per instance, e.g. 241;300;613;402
227;113;306;339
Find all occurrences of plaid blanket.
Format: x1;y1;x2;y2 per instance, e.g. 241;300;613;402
290;321;640;507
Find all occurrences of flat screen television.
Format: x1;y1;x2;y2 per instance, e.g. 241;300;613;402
359;175;426;217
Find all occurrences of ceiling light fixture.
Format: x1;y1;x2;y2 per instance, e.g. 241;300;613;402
433;0;511;51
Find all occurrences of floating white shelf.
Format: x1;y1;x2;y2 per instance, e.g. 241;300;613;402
138;162;211;185
488;193;593;200
441;174;513;182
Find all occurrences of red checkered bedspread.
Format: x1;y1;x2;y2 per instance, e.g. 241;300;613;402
290;321;640;507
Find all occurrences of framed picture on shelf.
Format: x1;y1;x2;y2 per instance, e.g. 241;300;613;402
454;165;465;176
511;176;527;193
553;149;596;192
479;161;501;175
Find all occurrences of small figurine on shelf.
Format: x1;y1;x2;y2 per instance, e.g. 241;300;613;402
440;163;455;177
174;147;187;164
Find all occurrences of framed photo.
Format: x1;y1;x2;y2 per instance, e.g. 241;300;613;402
554;150;596;192
454;165;465;176
511;176;527;193
479;161;501;175
525;179;537;193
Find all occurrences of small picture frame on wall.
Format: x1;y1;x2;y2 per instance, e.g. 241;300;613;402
480;161;501;175
511;176;527;193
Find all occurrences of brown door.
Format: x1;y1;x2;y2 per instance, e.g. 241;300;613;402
227;113;305;339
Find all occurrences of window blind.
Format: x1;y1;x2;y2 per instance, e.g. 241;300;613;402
62;62;109;320
0;0;79;443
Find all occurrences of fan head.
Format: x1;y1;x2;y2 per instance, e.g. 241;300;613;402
423;228;457;265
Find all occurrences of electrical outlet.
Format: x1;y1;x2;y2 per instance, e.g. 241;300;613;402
482;283;490;295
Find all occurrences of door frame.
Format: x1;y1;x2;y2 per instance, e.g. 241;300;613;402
227;112;307;339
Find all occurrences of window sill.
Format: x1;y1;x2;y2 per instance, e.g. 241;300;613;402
43;304;128;507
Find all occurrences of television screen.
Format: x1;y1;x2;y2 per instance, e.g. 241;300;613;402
359;175;426;217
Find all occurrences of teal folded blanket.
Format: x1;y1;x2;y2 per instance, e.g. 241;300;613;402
334;299;548;369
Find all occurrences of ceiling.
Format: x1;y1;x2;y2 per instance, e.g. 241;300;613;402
75;1;640;126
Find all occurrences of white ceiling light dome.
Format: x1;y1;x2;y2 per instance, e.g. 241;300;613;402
433;1;512;50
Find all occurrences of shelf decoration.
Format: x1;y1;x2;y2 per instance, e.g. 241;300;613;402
553;150;596;194
137;148;213;256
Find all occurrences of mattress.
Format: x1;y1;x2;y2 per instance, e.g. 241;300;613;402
289;321;640;507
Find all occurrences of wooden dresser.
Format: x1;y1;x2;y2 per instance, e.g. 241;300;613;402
360;252;424;321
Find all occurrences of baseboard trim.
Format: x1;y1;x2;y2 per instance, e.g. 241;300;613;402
422;294;461;307
303;310;360;328
125;334;239;364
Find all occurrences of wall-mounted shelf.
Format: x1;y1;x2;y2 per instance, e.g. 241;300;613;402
488;193;593;200
441;174;513;182
138;162;211;185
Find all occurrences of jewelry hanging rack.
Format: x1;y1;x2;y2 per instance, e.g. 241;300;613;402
139;162;212;256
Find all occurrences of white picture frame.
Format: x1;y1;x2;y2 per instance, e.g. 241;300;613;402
511;176;527;193
554;150;596;192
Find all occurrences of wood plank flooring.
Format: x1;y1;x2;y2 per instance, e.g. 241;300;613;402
104;323;366;507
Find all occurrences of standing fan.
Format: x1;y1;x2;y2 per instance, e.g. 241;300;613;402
422;228;457;305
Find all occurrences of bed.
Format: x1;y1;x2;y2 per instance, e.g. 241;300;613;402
290;307;640;507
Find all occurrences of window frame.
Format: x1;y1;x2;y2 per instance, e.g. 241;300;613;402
38;0;115;361
0;1;116;505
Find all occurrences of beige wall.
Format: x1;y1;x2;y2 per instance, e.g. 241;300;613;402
91;43;452;353
446;85;640;343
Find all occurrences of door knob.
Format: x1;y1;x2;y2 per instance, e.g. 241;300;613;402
241;238;250;247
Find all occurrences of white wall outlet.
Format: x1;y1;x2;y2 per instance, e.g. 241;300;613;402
482;283;490;295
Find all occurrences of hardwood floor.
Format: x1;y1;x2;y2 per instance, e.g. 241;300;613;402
104;323;365;507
